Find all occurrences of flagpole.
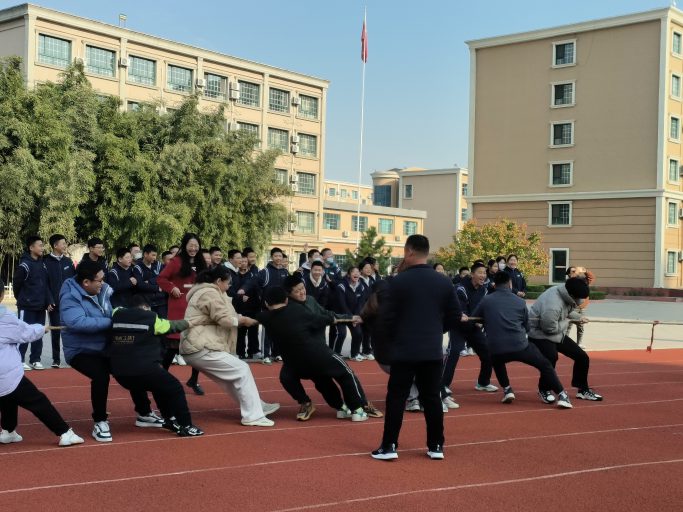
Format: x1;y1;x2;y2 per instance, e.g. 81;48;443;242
356;7;367;248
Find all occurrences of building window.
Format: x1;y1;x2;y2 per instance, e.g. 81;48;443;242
334;255;348;269
461;208;468;222
296;211;315;234
38;34;71;67
238;81;260;107
352;190;359;200
553;41;575;66
666;251;678;275
127;101;141;112
461;183;468;196
374;185;392;207
378;218;394;234
274;169;288;185
328;187;337;197
403;184;413;199
352;215;368;232
668;201;679;226
552;82;575;106
237;122;259;136
269;88;290;113
549;202;572;226
340;189;349;199
85;45;116;77
299;133;318;157
551;122;574;147
297;172;316;195
671;116;681;141
268;128;289;152
299;94;319;120
674;32;682;56
673;74;682;99
128;56;156;86
669;158;680;182
550;162;573;186
550;249;569;283
204;73;227;100
167;65;193;93
403;221;417;236
323;213;340;230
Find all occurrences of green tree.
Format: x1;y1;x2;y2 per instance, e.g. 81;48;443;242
435;219;548;277
344;226;393;274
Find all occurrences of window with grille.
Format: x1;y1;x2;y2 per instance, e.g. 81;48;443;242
296;211;315;234
667;251;678;274
550;203;571;226
553;83;574;106
299;133;317;157
334;255;348;269
297;172;316;195
237;122;259;137
340;189;348;199
38;34;71;67
378;218;394;234
404;184;413;199
554;42;575;66
129;56;156;86
204;73;227;100
299;95;319;119
673;74;681;99
669;159;680;182
551;123;573;146
352;190;359;200
374;185;391;206
85;45;116;77
461;183;468;196
328;187;337;197
352;215;368;232
167;65;192;93
274;169;288;185
403;221;417;236
551;162;572;186
674;32;682;55
269;88;290;113
268;128;289;152
323;213;340;230
668;202;679;226
461;208;468;221
671;117;680;141
127;101;141;112
238;81;260;107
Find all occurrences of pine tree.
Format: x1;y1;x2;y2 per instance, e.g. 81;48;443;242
344;226;393;275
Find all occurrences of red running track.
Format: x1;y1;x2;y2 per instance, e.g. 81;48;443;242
1;349;682;511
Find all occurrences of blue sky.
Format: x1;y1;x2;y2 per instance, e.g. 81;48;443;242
2;0;673;182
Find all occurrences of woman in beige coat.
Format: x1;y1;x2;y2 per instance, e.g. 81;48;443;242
181;266;280;426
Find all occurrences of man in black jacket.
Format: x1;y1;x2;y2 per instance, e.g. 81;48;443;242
304;260;330;308
235;254;261;359
132;244;166;317
255;247;289;363
372;235;468;461
45;234;76;368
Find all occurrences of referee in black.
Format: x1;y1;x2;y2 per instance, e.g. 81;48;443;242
371;235;467;461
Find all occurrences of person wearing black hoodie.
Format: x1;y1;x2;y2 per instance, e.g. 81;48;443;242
132;244;166;317
504;254;527;297
12;236;50;370
79;237;108;275
235;253;261;359
45;234;76;368
333;266;369;360
254;247;289;363
107;248;137;309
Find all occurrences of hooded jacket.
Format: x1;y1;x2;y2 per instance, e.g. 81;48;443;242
12;252;50;311
45;253;76;308
132;259;166;307
528;285;582;343
107;262;136;308
0;305;45;396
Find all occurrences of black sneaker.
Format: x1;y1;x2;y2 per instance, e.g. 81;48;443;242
538;390;556;404
186;380;205;396
162;418;181;434
371;443;398;461
427;445;444;460
178;425;204;437
576;388;603;401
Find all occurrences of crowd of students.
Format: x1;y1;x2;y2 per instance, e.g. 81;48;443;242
1;232;602;461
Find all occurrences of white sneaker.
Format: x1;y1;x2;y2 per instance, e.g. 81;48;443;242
352;354;365;362
22;363;32;371
501;390;516;404
262;357;272;365
364;354;376;361
262;402;281;416
337;404;352;419
59;429;84;447
351;407;368;422
31;362;45;370
172;355;179;365
475;383;499;392
442;402;449;413
274;356;283;362
92;421;112;442
467;347;475;356
176;355;187;366
0;429;23;444
458;349;469;357
241;416;275;427
135;411;164;428
443;396;460;409
405;398;421;412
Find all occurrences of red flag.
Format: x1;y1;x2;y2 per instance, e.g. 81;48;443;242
361;19;368;63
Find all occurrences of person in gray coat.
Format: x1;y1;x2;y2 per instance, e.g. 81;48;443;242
528;278;603;403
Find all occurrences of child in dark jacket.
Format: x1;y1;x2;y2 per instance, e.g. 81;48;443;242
107;248;137;308
333;267;369;360
45;234;76;368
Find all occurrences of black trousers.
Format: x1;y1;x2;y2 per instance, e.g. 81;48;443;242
161;345;200;386
114;366;192;426
440;329;467;398
328;323;338;351
17;309;44;364
69;353;151;422
441;326;493;395
529;335;590;391
48;309;62;365
236;324;260;358
0;376;69;435
279;365;344;410
491;344;565;394
361;325;373;355
333;324;364;357
382;360;444;450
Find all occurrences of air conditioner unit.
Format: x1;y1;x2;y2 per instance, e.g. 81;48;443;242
290;183;299;192
229;81;240;92
74;57;84;65
291;143;300;154
119;57;129;68
227;121;238;131
394;235;401;242
288;222;297;232
342;231;350;238
289;174;299;184
291;134;300;144
196;78;206;88
291;96;301;106
229;89;240;100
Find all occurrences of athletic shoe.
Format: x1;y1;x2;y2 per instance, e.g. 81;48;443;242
475;383;499;392
177;425;204;437
262;402;281;416
501;389;516;404
557;392;573;409
0;429;23;444
51;362;60;369
444;386;452;395
576;389;603;401
262;357;272;365
176;355;187;366
363;353;376;361
241;416;275;427
92;421;112;442
296;401;316;421
31;362;45;370
443;396;460;409
363;403;384;418
467;347;475;356
405;398;421;412
22;362;31;371
458;349;469;357
351;407;368;422
337;404;352;419
186;380;204;396
251;351;263;360
371;443;398;461
427;445;444;460
172;355;179;365
352;354;365;362
135;411;164;428
274;356;283;362
538;390;556;404
58;429;84;447
162;418;181;434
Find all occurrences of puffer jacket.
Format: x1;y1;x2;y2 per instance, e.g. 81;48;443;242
0;305;45;397
180;283;239;356
528;285;582;343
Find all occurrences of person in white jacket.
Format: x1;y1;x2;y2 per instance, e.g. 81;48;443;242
0;278;84;446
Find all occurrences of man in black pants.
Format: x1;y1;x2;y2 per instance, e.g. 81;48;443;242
472;271;572;409
45;234;76;368
372;235;468;461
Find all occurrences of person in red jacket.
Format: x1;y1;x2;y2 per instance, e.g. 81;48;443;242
158;233;207;395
